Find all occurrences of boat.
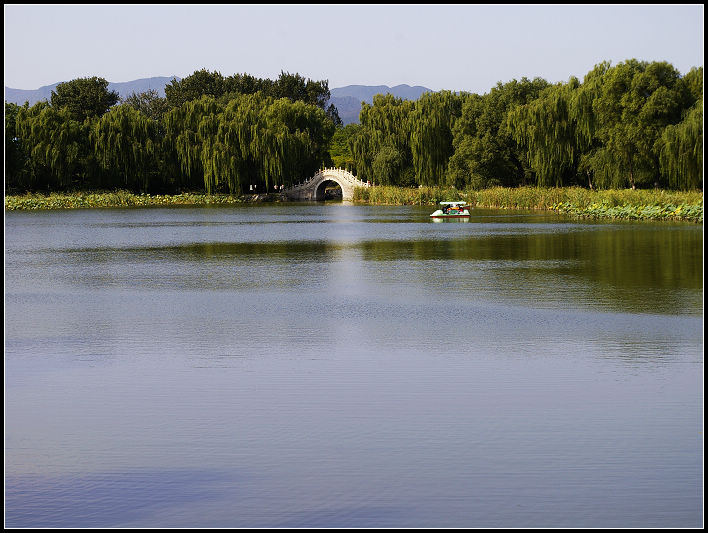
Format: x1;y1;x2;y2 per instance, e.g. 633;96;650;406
430;201;472;218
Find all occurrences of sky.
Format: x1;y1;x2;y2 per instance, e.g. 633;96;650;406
4;4;704;93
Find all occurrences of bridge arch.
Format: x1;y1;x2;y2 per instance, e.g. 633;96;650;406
313;178;342;201
284;168;370;201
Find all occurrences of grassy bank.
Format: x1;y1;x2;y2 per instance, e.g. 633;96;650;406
4;190;256;211
353;185;703;223
5;186;703;223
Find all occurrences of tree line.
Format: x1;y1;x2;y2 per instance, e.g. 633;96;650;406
5;61;703;195
340;60;702;191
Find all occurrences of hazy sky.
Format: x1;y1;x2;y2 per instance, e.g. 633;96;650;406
4;4;704;93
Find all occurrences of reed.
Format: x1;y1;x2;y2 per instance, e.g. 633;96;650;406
352;185;469;205
353;185;702;223
6;186;702;223
4;191;246;211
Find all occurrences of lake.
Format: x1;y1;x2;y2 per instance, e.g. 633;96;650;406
4;203;703;527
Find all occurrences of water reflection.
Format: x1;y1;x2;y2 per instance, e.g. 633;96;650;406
4;206;703;528
9;221;701;315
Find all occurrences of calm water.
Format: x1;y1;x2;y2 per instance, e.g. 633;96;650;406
4;204;703;528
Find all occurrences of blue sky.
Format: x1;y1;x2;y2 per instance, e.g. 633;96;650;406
4;4;704;93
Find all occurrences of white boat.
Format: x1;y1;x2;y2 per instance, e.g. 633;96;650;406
430;201;471;218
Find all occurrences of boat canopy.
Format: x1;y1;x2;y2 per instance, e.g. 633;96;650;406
439;201;467;206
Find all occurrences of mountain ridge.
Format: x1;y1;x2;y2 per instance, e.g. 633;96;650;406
4;77;433;124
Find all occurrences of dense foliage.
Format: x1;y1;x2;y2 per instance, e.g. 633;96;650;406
5;61;703;195
346;61;702;192
7;70;337;194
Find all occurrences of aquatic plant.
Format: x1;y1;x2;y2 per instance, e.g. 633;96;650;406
4;190;246;211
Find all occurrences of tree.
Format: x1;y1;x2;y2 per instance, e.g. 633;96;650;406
682;66;703;103
50;76;119;121
572;60;693;189
161;92;336;194
91;104;159;191
121;89;169;122
451;78;549;188
658;100;703;190
15;102;90;190
165;69;339;117
162;96;224;191
353;94;415;184
508;78;581;187
409;91;462;186
328;123;360;171
5;103;26;191
164;69;226;109
372;143;406;185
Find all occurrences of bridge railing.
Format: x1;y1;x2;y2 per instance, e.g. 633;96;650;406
284;168;372;191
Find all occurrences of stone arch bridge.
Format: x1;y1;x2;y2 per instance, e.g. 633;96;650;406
283;168;371;201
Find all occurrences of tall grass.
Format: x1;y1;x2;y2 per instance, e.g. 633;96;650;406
4;191;247;211
6;186;702;223
352;185;463;205
353;185;703;223
472;186;703;211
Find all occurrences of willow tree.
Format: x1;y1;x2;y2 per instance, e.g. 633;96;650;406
15;102;89;190
266;97;335;181
5;102;26;191
450;78;549;189
658;100;703;190
408;91;461;186
353;94;415;185
574;60;692;189
508;78;580;187
91;104;159;191
568;61;611;189
348;126;375;183
163;96;225;191
165;92;335;194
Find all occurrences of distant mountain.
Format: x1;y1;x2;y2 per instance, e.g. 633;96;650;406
4;76;180;106
329;84;433;124
4;77;433;124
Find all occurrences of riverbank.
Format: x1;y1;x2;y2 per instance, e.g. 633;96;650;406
353;185;703;223
5;186;703;223
4;190;281;211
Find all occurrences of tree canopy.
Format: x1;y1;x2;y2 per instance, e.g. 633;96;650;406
50;76;119;122
6;61;703;194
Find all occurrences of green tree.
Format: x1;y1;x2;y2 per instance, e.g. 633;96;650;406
372;143;407;185
353;94;415;184
165;69;340;123
91;104;160;191
450;78;549;188
50;76;119;121
409;90;462;186
329;123;361;171
15;102;91;190
162;93;335;194
164;69;227;109
5;102;27;191
658;100;703;190
575;60;692;189
224;72;274;95
121;89;169;122
508;78;581;187
682;66;703;102
163;96;224;191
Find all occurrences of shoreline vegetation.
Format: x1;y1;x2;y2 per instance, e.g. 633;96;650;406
5;186;703;223
7;62;703;203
